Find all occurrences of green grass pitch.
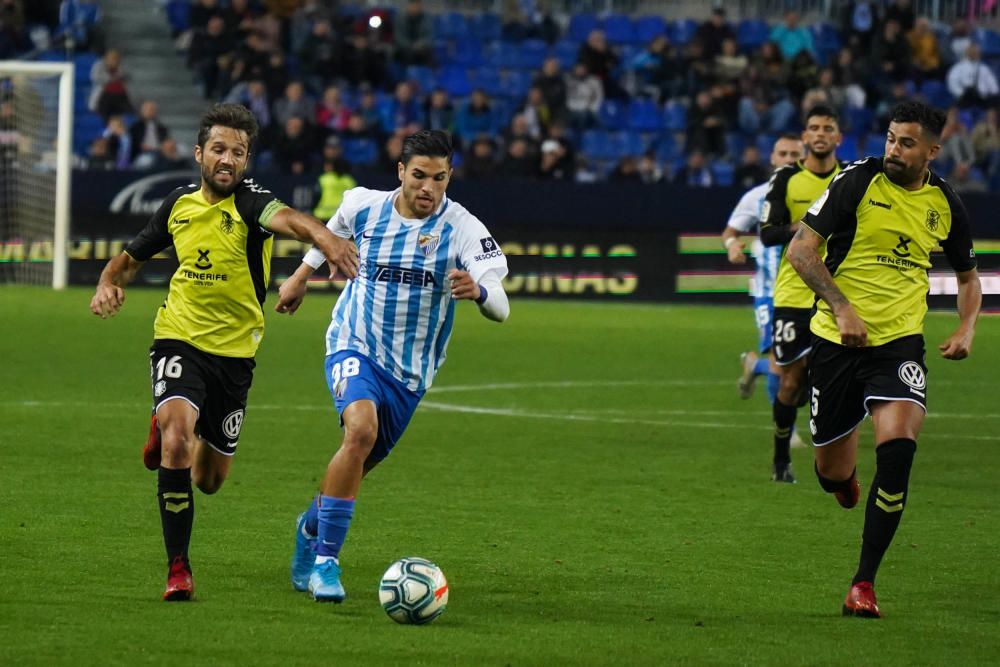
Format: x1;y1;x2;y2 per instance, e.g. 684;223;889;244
1;287;998;666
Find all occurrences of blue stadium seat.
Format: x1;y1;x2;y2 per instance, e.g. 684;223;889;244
433;12;468;41
166;0;191;35
712;161;735;186
432;40;451;66
863;134;886;157
568;14;599;42
484;41;514;69
920;80;953;108
514;39;548;70
846;106;874;135
663;101;687;131
725;132;746;157
438;65;472;98
471;67;504;98
73;52;97;81
959;107;984;129
602;14;636;45
598;100;628;130
469;13;501;43
581;130;617;161
452;38;484;68
737;19;771;52
810;22;842;64
654;134;681;162
619;130;647;156
500;70;532;101
36;49;68;62
553;40;579;69
404;65;436;94
627;98;662;131
669;19;698;46
837;137;859;162
974;27;1000;57
343;137;378;165
755;134;777;155
634;16;667;44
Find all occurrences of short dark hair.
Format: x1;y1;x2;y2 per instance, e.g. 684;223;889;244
803;104;840;126
778;132;802;143
888;100;947;139
400;129;453;165
197;103;259;149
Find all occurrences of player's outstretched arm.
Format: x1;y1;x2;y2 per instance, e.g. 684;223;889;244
275;261;316;315
268;208;359;280
90;252;143;319
939;268;981;360
447;269;509;322
787;225;867;347
721;227;746;265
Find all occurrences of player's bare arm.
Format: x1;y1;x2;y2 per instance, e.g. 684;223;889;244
787;225;867;347
275;261;316;315
268;208;359;280
721;227;746;264
90;252;143;319
939;268;982;360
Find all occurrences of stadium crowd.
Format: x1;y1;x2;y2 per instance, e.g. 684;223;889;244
5;0;1000;190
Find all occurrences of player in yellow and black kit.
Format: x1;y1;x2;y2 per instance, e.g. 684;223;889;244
759;104;843;483
90;104;360;601
788;101;981;618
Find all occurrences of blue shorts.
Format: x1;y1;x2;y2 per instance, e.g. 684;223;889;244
753;296;774;354
324;350;424;465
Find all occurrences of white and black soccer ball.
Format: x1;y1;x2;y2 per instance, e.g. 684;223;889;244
378;557;449;625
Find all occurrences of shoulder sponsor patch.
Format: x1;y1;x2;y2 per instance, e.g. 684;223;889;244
474;236;504;262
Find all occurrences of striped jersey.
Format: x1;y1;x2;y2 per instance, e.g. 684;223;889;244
725;181;782;298
307;187;509;392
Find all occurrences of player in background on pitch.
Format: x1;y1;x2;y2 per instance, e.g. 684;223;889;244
277;130;510;603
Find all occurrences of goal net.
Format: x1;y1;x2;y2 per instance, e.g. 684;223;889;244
0;61;73;288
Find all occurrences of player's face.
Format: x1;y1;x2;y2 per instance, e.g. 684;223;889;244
195;126;250;199
884;121;940;187
801;115;841;160
398;156;451;218
770;138;804;169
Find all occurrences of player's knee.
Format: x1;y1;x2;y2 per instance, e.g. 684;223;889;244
194;473;224;495
343;422;378;455
160;425;195;466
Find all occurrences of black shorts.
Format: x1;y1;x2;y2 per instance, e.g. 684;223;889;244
807;334;927;446
772;307;813;366
149;339;256;456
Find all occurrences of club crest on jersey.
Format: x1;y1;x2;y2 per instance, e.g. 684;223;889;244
925;209;940;232
418;233;440;256
220;211;235;234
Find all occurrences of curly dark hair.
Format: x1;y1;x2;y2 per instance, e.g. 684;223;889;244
888;101;947;139
400;129;453;165
197;103;260;149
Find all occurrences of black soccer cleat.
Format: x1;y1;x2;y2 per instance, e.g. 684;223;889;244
771;462;797;483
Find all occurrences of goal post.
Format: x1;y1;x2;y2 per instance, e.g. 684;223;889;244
0;60;73;288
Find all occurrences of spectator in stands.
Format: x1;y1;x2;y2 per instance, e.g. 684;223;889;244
381;132;404;171
628;35;684;101
501;138;539;178
636;152;664;184
686;90;727;157
907;17;943;83
394;0;432;66
272;115;315;174
0;0;30;59
734;145;769;189
101;115;131;170
884;0;914;33
188;15;236;99
970;107;1000;180
539;124;574;180
694;8;734;62
147;137;194;172
609;155;642;183
228;30;271;89
938;106;976;171
565;62;602;131
456;89;498;144
500;0;530;43
388;81;422;133
839;0;878;50
250;8;282;55
424;88;455;133
673;149;714;187
57;0;103;52
714;38;748;86
343;110;377;142
947;161;987;193
534;57;567;122
89;49;134;121
298;18;340;93
831;47;867;109
273;81;315;130
356;88;384;136
341;33;388;89
223;0;258;42
578;29;623;98
738;50;796;136
504;113;540;153
769;10;814;60
224;78;272;141
519;86;551;139
801;67;848;119
947;18;973;65
86;135;115;170
867;19;911;90
316;85;351;135
680;39;713;99
312;143;357;220
463;136;498;179
947;43;1000;108
786;49;820;105
189;0;223;34
874;81;910;130
128;100;170;166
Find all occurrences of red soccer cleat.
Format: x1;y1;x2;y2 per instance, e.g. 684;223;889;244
163;556;194;601
835;475;862;509
842;581;880;618
143;414;162;471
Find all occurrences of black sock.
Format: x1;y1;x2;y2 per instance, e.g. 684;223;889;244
853;438;916;585
772;399;796;465
815;463;857;494
158;466;194;562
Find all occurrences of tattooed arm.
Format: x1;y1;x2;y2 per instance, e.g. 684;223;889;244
787;225;868;347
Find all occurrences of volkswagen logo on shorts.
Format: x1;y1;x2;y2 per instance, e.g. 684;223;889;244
898;362;926;390
223;409;245;439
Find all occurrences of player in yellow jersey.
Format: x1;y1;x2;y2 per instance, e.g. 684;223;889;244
759;105;843;483
788;101;981;618
89;104;360;601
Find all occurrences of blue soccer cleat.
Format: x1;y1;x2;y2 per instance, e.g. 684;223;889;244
309;560;346;603
291;512;317;592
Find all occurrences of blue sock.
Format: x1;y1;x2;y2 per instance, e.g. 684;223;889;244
767;372;780;405
317;495;355;559
754;358;770;377
303;495;320;537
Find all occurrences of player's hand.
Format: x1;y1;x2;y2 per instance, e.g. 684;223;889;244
447;269;480;301
833;302;867;348
726;242;746;264
938;328;974;360
90;284;125;319
275;277;307;315
317;234;359;280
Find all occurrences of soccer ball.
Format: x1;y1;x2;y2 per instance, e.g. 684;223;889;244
378;557;449;625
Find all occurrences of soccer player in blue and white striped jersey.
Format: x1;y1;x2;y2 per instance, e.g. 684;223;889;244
721;135;803;409
277;130;510;602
